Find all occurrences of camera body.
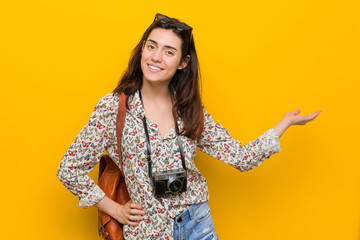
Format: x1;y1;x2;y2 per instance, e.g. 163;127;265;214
153;168;187;196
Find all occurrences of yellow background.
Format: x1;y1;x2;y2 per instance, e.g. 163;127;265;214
1;0;359;239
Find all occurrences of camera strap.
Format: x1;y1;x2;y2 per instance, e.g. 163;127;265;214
138;90;187;179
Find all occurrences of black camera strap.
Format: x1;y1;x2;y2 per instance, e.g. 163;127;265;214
138;90;186;179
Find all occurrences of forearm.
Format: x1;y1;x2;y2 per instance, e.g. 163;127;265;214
95;196;120;218
198;128;280;172
197;108;281;171
273;117;292;138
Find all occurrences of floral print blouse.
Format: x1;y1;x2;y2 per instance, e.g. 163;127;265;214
57;91;281;239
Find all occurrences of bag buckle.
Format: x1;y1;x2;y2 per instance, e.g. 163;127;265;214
98;218;113;240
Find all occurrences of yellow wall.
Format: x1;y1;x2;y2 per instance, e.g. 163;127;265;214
1;0;359;239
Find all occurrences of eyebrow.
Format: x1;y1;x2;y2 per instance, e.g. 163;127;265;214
147;39;178;52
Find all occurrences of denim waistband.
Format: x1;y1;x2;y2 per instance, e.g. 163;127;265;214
174;201;208;224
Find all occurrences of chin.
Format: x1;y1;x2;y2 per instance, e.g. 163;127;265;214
143;78;169;85
143;73;171;85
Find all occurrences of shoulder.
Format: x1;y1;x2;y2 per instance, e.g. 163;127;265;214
200;105;223;130
93;93;120;113
200;105;212;121
97;93;120;105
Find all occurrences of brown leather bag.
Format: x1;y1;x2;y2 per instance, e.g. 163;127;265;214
98;92;129;240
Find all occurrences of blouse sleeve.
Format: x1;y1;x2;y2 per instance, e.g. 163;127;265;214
57;94;116;209
197;107;281;172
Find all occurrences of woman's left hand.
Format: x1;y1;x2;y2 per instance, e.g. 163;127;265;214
273;109;321;138
285;109;322;126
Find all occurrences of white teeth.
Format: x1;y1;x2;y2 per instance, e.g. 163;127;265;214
149;65;161;70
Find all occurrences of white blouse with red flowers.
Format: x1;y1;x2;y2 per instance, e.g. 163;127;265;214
57;91;281;240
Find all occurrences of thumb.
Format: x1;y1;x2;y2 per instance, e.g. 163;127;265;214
292;109;301;115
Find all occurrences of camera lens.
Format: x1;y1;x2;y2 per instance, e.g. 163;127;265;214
168;179;183;193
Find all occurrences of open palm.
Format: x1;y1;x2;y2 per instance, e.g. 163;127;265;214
285;109;322;125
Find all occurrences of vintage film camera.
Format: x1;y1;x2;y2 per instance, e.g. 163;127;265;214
153;168;187;196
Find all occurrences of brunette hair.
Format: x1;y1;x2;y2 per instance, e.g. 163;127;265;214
113;14;202;140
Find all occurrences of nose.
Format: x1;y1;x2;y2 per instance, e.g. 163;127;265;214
151;49;162;63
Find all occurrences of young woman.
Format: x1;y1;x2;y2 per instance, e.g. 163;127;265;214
57;13;321;240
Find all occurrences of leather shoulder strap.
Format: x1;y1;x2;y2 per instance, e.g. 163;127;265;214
116;92;127;173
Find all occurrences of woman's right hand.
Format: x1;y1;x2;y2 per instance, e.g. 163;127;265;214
115;200;146;226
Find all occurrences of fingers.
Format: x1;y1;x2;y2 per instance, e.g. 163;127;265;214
121;201;146;226
129;202;143;210
126;219;141;226
286;109;321;125
125;210;145;226
306;110;322;121
128;214;144;222
130;208;146;216
312;110;322;117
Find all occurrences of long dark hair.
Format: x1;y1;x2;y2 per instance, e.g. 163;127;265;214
113;14;202;140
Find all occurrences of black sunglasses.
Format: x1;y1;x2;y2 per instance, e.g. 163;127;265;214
153;13;193;32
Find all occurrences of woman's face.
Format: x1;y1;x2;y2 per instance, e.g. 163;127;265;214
141;28;189;86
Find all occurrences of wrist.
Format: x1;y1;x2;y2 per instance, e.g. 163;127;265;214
95;196;121;220
281;116;294;127
273;118;292;138
114;204;122;219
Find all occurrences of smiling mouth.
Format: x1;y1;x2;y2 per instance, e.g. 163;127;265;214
147;64;163;72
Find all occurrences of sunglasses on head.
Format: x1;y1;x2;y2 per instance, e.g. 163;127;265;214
153;13;193;32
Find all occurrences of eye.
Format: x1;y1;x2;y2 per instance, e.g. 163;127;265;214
147;44;155;50
165;50;174;56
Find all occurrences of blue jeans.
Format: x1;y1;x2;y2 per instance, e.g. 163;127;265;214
173;202;218;240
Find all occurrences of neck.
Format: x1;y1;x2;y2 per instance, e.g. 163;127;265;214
140;80;171;102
